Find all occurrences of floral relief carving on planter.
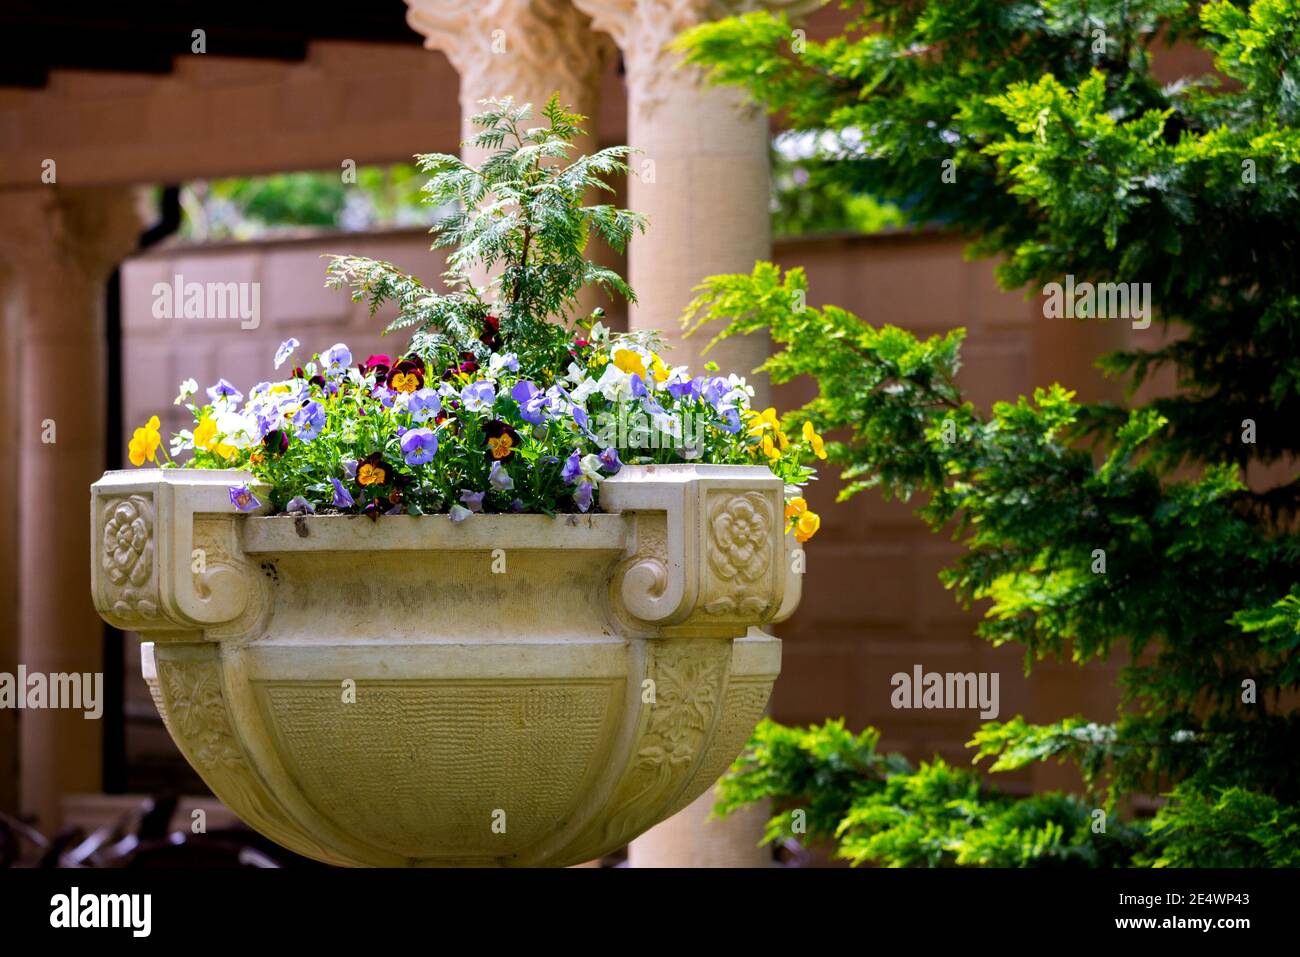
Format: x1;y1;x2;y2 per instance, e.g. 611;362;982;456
100;494;160;623
92;463;802;867
704;490;775;618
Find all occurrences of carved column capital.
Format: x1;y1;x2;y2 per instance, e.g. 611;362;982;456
404;0;611;119
571;0;820;120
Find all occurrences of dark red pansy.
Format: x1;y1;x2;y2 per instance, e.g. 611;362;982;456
263;429;290;455
360;354;393;380
479;315;502;351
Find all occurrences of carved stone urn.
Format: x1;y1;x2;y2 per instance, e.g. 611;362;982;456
90;464;800;866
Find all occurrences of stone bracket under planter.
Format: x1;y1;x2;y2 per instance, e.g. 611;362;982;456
91;465;802;866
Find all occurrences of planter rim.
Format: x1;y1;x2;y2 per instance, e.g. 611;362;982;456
242;512;631;553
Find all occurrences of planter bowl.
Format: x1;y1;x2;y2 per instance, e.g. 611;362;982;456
91;464;801;866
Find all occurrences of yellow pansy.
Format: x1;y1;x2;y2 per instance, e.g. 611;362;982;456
613;349;647;379
650;353;670;383
357;463;387;486
193;417;237;460
747;407;780;436
794;509;820;543
128;415;162;467
487;433;515;460
803;420;827;460
784;497;808;520
760;435;781;461
390;371;420;393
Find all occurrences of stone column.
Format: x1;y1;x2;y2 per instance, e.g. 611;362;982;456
0;187;142;830
572;0;816;394
404;0;614;311
572;0;816;868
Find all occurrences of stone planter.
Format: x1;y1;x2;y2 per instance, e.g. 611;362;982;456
91;464;801;866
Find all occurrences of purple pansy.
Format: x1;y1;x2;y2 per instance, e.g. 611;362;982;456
599;447;622;474
718;406;742;434
323;343;352;379
400;427;439;465
702;377;729;407
459;489;486;513
408;388;442;423
330;477;354;509
275;338;300;370
293;400;326;441
489;460;514;492
511;380;548;425
207;379;243;405
460;380;496;413
573;481;594;513
562;450;582;484
448;504;473;523
668;376;704;401
229;483;260;512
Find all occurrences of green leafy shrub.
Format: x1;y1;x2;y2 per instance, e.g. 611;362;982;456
681;0;1300;865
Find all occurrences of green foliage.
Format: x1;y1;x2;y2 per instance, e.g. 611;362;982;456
770;141;907;236
327;95;644;371
716;720;1147;867
682;1;1300;866
179;164;430;240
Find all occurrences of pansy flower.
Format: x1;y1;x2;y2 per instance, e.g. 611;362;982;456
386;356;425;394
573;480;594;513
562;450;582;484
275;338;300;370
206;379;243;406
263;429;290;456
292;400;326;441
483;420;520;460
459;489;485;513
489;460;514;492
174;378;199;405
356;452;389;487
359;354;393;381
802;420;827;460
487;352;519;378
599;447;622;474
510;380;550;425
479;315;502;351
128;415;163;466
408;388;442;423
330;477;354;509
323;343;352;379
229;483;261;512
461;380;496;413
400;427;439;466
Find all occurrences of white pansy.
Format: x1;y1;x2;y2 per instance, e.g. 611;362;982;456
565;361;587;387
170;430;194;455
570;375;601;404
174;378;198;405
596;363;633;402
579;454;605;484
215;410;257;448
652;411;683;438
